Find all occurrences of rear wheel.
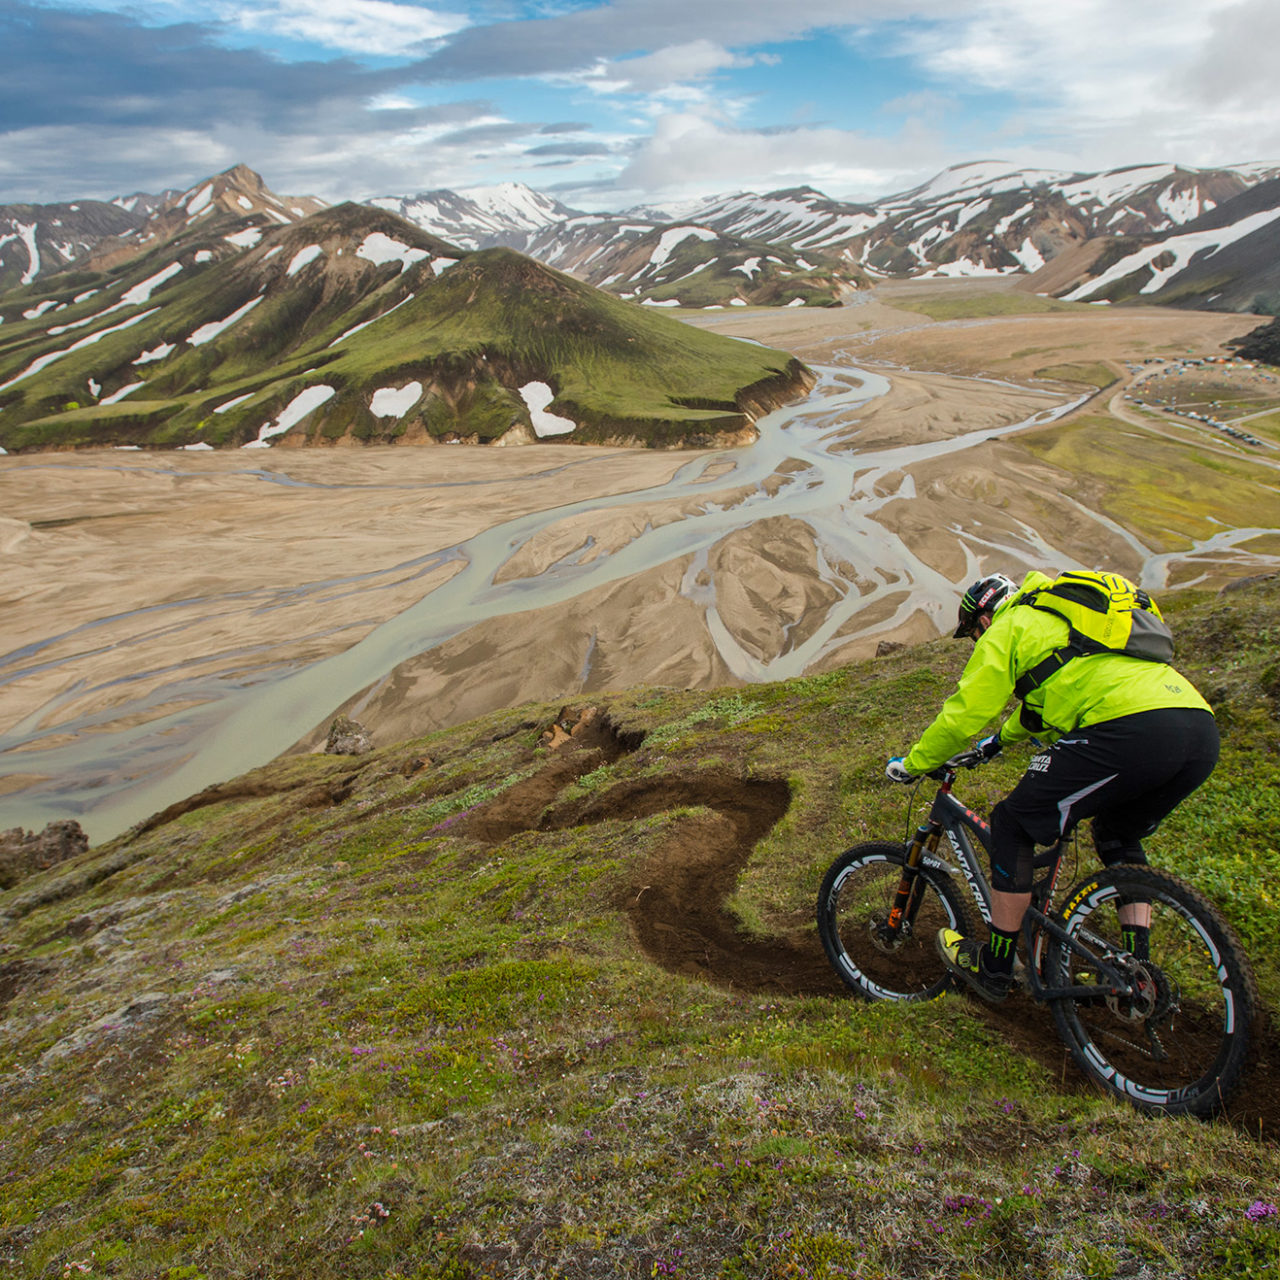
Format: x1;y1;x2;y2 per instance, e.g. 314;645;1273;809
1046;866;1256;1117
817;841;974;1001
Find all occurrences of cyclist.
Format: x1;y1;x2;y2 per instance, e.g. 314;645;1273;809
886;570;1218;1002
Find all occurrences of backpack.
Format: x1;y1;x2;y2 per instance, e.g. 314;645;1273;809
1011;570;1175;730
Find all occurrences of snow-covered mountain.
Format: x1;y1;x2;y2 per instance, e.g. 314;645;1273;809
858;160;1274;281
368;182;578;251
0;166;328;290
1048;176;1280;312
523;215;859;307
367;161;1280;310
0;199;143;291
6;160;1280;313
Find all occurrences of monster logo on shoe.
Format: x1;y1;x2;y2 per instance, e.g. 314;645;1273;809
937;929;1013;1004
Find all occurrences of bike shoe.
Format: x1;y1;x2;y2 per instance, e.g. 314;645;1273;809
937;928;1013;1004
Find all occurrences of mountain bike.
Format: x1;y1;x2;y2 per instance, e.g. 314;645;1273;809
816;751;1258;1117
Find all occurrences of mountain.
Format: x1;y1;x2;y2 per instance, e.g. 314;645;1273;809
1229;314;1280;365
682;185;884;252
0;165;326;291
78;163;330;275
524;216;862;307
368;181;579;250
1039;177;1280;313
0;195;809;453
371;161;1280;312
854;161;1275;282
0;199;144;292
8;160;1280;313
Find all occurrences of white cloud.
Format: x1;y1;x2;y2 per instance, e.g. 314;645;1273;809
1182;0;1280;106
895;0;1280;167
221;0;468;57
608;111;947;207
565;40;753;95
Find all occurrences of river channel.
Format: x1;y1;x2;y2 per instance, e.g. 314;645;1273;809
2;361;1094;843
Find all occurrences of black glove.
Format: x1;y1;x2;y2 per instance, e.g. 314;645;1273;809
974;734;1002;761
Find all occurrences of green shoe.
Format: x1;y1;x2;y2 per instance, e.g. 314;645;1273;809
937;929;1013;1004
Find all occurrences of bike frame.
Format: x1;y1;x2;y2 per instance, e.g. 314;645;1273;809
895;768;1142;1002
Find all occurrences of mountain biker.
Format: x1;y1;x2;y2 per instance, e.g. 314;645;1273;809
885;570;1218;1002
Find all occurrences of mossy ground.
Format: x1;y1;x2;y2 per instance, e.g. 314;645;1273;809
4;584;1280;1277
885;291;1095;322
1013;414;1280;558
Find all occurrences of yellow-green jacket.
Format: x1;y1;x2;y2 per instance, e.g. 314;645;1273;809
902;571;1211;775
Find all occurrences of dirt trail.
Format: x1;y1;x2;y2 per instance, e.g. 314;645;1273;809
457;714;1280;1137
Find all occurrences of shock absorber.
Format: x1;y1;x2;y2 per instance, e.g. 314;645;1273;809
888;823;938;935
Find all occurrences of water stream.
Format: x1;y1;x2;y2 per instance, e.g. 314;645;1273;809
0;359;1217;843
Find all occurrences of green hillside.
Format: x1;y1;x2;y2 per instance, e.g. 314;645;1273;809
0;206;809;453
3;579;1280;1277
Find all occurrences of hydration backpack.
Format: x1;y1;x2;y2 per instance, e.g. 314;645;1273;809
1012;570;1175;729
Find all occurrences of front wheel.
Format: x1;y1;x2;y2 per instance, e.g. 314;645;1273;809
817;841;975;1001
1046;866;1257;1117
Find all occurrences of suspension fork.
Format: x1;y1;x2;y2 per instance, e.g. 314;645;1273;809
887;821;943;935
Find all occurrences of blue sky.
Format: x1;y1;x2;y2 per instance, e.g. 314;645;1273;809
3;1;1278;208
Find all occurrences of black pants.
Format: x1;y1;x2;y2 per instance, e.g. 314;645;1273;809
990;708;1219;893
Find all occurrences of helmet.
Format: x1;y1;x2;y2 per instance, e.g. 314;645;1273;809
953;573;1017;638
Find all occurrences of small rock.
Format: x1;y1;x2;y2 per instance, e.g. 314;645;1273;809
875;640;906;657
1221;573;1276;594
40;991;171;1064
0;820;89;890
570;706;601;737
325;715;373;755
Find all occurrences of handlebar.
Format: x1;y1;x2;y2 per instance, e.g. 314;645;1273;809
925;749;986;779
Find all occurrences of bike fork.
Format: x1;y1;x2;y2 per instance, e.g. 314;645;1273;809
887;823;941;937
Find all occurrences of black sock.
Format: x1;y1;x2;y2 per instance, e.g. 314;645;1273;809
984;925;1019;976
1121;924;1150;961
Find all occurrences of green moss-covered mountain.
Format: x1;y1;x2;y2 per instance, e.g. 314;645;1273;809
0;204;810;453
3;576;1279;1278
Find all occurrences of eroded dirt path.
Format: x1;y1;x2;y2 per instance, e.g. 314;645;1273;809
456;715;1280;1137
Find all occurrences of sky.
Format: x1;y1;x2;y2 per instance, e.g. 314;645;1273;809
2;0;1279;211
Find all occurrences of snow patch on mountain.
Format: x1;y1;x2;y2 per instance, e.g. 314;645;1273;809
245;384;335;447
1064;207;1280;301
133;342;175;365
370;382;423;418
0;308;159;392
100;381;144;405
648;226;717;270
519;382;575;437
188;295;262;346
286;245;324;276
355;232;429;273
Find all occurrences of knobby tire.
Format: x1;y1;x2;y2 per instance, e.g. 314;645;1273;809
817;841;974;1002
1046;865;1257;1118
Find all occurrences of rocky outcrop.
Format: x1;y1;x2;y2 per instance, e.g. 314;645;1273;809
0;820;90;890
325;715;374;755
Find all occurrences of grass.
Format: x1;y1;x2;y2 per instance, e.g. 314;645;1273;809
887;290;1095;322
1033;362;1118;390
1012;413;1280;552
3;579;1280;1276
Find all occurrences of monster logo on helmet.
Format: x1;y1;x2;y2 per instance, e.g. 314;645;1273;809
953;573;1018;638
